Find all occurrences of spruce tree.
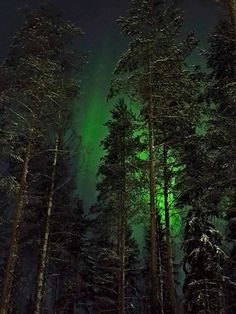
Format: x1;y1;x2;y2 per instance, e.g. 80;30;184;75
204;17;236;312
177;132;232;313
92;100;141;313
51;198;91;313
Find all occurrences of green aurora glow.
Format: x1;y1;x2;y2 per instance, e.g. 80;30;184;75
71;1;223;245
73;39;123;209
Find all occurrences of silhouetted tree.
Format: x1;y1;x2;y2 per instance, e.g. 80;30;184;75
92;100;141;313
0;5;84;313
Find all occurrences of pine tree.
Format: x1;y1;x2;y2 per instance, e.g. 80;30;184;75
0;68;25;301
0;5;84;313
9;137;55;313
110;1;200;312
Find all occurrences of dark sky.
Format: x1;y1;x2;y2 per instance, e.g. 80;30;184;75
0;0;129;58
0;0;223;59
0;0;225;209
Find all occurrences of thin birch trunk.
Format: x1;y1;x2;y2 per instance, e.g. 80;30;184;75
34;135;59;314
0;132;32;314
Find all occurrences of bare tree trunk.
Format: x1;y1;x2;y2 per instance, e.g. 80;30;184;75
118;204;126;314
143;4;164;311
148;98;164;313
118;115;126;314
34;135;59;314
0;133;32;314
163;144;176;314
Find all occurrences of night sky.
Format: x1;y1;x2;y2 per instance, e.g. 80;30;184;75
0;0;224;209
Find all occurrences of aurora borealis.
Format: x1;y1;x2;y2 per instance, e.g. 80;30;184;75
72;0;223;210
73;40;125;209
1;1;235;313
0;0;223;210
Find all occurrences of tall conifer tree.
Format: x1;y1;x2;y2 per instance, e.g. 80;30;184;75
93;100;141;313
110;1;199;311
0;6;84;313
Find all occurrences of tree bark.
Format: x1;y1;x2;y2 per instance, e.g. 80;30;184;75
118;114;126;314
148;98;164;313
0;132;32;314
118;203;126;314
34;135;59;314
163;144;176;314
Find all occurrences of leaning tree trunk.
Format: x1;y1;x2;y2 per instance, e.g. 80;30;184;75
34;135;59;314
163;144;176;314
0;133;32;314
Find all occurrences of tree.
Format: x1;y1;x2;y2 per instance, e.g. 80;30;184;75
0;5;84;313
92;100;141;313
110;1;199;311
214;0;236;45
183;208;226;314
176;131;233;313
50;197;92;314
204;17;236;312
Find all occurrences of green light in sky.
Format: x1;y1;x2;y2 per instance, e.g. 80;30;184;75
72;42;182;238
73;41;116;209
136;149;182;235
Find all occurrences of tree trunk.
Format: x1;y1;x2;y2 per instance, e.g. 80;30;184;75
148;99;163;313
34;135;59;314
118;204;126;314
163;144;176;314
0;133;32;314
118;116;126;314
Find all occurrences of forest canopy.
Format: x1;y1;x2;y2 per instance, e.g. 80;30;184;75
0;1;236;313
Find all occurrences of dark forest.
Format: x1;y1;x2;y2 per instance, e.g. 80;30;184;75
0;0;236;313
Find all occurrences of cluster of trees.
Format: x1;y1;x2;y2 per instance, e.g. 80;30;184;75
0;0;236;313
87;0;236;312
0;5;89;313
